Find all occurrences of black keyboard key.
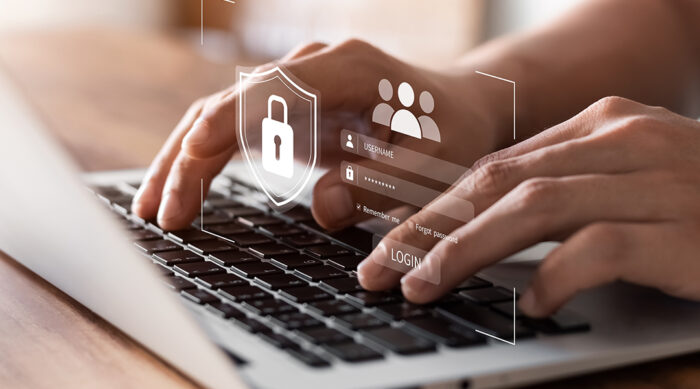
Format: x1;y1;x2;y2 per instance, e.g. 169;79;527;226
269;312;322;330
322;342;383;362
224;233;272;247
293;266;347;282
403;317;485;348
436;301;534;339
220;206;263;218
306;300;360;316
162;276;197;291
334;313;386;330
168;229;213;243
327;226;374;254
131;228;160;241
361;327;435;355
286;348;330;368
522;310;590;334
153;250;202;266
296;327;352;345
188;240;235;255
194;214;232;226
209;250;258;266
459;287;514;304
207;223;249;236
174;262;224;277
254;273;307;290
259;332;299;349
327;255;363;271
181;289;218;304
279;286;334;303
345;291;400;307
241;298;296;315
207;198;242;208
319;277;365;294
230;262;282;278
237;215;284;228
205;302;246;319
283;234;328;248
247;243;297;258
135;239;180;254
280;207;314;222
195;273;248;289
454;276;493;291
374;302;431;320
269;254;321;270
259;224;304;237
219;285;271;302
305;244;353;258
491;301;525;319
232;317;271;333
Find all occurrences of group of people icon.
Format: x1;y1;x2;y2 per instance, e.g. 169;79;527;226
371;79;441;142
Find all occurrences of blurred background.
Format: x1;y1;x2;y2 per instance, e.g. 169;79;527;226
1;0;587;67
0;0;587;171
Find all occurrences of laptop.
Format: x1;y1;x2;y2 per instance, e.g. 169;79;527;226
1;67;700;389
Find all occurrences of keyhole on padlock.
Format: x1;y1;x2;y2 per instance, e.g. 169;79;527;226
274;135;282;160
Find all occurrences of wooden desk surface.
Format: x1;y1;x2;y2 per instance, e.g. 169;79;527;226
0;29;698;389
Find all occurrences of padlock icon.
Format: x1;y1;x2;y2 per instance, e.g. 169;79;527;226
262;94;294;178
345;165;354;181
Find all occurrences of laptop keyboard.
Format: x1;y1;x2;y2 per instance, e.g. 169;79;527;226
90;175;590;368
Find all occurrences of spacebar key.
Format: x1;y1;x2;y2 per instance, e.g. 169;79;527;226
436;302;534;339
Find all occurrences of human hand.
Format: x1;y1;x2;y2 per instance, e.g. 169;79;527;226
131;39;499;231
358;96;700;317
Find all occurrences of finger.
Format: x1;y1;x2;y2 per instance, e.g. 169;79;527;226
472;96;643;169
359;130;651;292
399;172;678;304
281;42;328;61
182;43;369;159
518;222;660;317
181;92;238;159
311;158;412;231
458;132;649;215
132;99;205;219
356;176;475;291
357;205;465;291
157;146;236;230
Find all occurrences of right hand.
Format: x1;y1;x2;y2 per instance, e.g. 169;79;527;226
132;39;499;231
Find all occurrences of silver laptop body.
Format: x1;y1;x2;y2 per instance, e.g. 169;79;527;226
1;69;700;389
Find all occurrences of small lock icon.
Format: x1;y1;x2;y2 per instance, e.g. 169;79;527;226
262;94;294;178
345;165;354;181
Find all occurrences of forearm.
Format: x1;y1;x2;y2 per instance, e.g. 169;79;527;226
455;0;700;150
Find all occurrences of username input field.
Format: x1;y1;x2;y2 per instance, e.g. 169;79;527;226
341;129;471;185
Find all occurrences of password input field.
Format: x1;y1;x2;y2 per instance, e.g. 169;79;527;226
341;129;471;185
342;161;474;223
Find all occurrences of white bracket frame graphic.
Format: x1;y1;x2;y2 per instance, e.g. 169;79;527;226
475;71;516;140
474;287;518;346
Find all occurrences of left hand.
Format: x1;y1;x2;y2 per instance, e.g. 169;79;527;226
358;96;700;317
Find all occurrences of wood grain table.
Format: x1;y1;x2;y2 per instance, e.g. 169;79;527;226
0;29;698;389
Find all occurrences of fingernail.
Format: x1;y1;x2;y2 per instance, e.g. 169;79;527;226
183;118;209;146
401;273;429;298
319;184;354;225
158;192;182;224
358;246;388;284
518;289;538;316
132;182;155;216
